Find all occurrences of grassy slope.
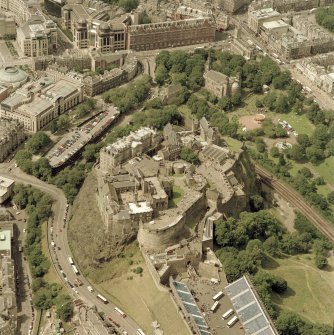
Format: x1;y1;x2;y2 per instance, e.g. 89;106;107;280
69;172;189;335
262;254;334;325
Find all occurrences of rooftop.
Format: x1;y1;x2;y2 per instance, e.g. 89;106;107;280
0;67;28;85
226;276;279;335
0;176;14;189
0;231;11;252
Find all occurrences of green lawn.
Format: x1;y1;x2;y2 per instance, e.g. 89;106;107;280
168;185;184;208
268;112;314;135
262;254;334;325
223;136;243;152
312;156;334;185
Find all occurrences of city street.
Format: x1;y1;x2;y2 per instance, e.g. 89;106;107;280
0;163;141;335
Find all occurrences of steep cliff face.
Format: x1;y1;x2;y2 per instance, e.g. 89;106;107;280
235;149;258;198
223;149;257;217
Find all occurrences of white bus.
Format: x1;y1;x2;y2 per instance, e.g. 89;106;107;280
210;301;219;312
68;257;74;265
213;291;224;301
71;264;79;275
222;309;234;319
227;315;238;328
115;306;126;318
137;329;146;335
97;294;108;304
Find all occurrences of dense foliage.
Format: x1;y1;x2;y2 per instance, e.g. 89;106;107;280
215;211;331;282
13;185;73;320
315;6;334;32
103;75;152;113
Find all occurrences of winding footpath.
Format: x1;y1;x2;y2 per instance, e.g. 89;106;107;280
0;163;140;335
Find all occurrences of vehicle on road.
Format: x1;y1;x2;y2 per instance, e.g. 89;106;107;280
71;264;79;275
75;278;83;287
115;306;126;318
137;329;146;335
87;286;93;292
97;294;108;304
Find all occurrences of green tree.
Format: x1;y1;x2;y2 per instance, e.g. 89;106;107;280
26;132;52;154
263;236;281;257
327;191;334;204
315;253;328;269
270;146;280;158
180;147;200;165
57;115;70;131
118;0;139;12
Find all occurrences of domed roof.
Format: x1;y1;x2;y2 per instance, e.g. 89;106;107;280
0;67;28;84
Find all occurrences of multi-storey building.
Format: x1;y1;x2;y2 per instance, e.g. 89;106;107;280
61;0;216;53
0;0;29;23
0;119;25;163
0;14;15;37
127;18;215;51
0;227;17;335
219;0;248;13
17;16;57;57
100;127;161;172
0;78;83;132
0;177;14;204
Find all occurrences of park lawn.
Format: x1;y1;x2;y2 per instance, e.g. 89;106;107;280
267;112;314;135
262;253;334;325
312;156;334;186
95;244;189;335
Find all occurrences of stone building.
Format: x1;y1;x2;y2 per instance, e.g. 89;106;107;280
0;15;16;37
249;0;334;13
0;177;14;204
219;0;248;13
0;118;25;163
203;70;240;98
0;0;29;23
247;7;281;34
61;0;216;53
17;16;57;57
100;127;161;173
126;18;215;51
0;78;83;132
97;120;249;249
296;53;334;94
0;226;16;335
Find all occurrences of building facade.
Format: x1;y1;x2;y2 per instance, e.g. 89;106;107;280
127;18;215;51
100;127;161;172
204;70;240;98
0;176;14;204
0;118;25;163
17;16;57;57
0;79;83;132
0;15;15;37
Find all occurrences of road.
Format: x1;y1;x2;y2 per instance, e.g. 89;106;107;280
255;164;334;243
0;163;141;335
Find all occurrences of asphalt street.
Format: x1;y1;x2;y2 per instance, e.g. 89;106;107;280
0;162;141;335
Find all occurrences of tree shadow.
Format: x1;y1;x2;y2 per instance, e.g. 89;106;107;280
322;263;334;273
261;255;280;269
